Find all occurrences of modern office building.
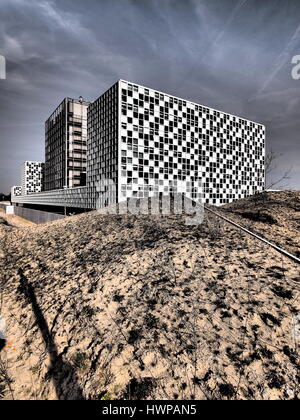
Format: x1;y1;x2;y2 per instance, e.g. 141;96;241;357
89;80;265;206
44;97;90;191
12;80;265;208
11;186;22;197
87;82;119;207
21;161;44;195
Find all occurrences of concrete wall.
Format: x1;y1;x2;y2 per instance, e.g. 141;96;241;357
13;206;67;224
5;206;14;215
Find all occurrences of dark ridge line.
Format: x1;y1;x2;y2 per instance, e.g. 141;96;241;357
204;206;300;265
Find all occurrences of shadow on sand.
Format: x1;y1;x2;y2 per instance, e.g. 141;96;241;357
18;268;85;400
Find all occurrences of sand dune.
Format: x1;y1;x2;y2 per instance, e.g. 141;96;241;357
0;193;299;400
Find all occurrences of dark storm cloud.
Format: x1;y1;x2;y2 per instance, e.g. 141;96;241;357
0;0;299;193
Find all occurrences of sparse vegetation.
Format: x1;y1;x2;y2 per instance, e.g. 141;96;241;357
0;194;299;400
70;352;89;372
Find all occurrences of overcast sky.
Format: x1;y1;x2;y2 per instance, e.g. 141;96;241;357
0;0;300;193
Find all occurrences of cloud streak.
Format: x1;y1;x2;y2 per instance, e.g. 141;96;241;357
254;21;300;97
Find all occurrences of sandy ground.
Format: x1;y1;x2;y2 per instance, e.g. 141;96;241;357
0;194;299;400
0;208;36;228
220;191;300;258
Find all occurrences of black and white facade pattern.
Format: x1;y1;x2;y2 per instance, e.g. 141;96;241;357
13;80;265;208
11;186;22;197
21;161;44;195
119;80;265;206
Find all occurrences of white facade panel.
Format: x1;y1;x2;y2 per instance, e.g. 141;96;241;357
118;80;265;206
21;161;44;195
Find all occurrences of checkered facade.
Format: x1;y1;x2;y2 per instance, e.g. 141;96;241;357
11;186;22;197
119;80;265;205
21;161;44;195
13;80;265;208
